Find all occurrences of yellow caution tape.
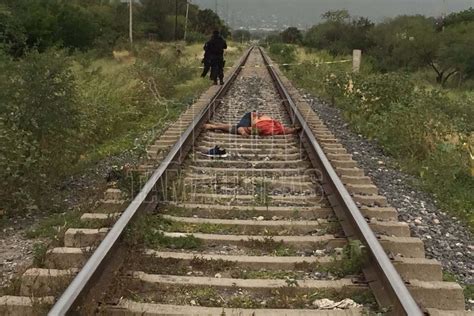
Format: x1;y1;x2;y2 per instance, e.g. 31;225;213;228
150;59;352;70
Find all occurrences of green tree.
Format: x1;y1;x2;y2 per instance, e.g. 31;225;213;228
232;29;251;42
437;22;474;84
304;13;373;56
442;7;474;29
368;15;439;72
0;5;27;56
265;32;282;44
280;27;302;44
322;9;350;23
55;4;100;50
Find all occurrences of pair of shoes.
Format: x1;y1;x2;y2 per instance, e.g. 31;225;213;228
201;145;228;158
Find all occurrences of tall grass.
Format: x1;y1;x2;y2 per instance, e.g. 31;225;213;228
0;42;243;217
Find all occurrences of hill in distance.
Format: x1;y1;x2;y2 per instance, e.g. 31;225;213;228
194;0;474;30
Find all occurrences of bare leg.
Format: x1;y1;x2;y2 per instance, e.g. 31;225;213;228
237;127;251;137
204;123;234;133
283;127;302;135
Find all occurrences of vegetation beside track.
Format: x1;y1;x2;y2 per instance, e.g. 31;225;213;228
268;42;473;232
267;8;474;230
0;42;242;223
0;0;243;222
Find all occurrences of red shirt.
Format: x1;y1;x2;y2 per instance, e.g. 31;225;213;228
255;119;287;136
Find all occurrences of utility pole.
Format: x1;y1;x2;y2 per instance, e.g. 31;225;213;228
215;0;218;14
442;0;447;31
175;0;179;41
184;0;190;41
129;0;133;45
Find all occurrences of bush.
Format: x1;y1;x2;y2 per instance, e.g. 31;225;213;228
133;49;197;99
268;43;297;66
74;61;142;145
185;31;207;44
0;48;80;212
273;50;473;228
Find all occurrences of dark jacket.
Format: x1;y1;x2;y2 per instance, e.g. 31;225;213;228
206;34;227;58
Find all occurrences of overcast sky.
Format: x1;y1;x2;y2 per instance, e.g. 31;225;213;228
194;0;474;29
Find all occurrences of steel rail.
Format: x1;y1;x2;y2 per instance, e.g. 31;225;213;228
48;47;254;316
259;47;423;316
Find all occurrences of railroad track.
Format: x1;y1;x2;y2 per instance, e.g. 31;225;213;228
0;47;468;315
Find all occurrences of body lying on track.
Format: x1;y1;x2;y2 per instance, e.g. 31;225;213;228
204;111;301;137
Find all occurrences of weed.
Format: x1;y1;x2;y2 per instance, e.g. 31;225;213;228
244;236;297;256
25;211;82;245
187;287;221;306
32;242;49;268
325;240;367;278
116;168;145;199
254;179;272;208
227;293;260;308
443;271;474;302
125;214;202;250
168;175;189;204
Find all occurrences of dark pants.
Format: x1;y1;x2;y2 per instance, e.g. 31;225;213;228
201;59;211;78
230;112;253;134
210;57;225;83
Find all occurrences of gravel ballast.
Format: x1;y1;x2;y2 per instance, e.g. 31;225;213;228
302;92;473;309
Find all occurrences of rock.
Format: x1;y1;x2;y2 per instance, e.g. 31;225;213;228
314;249;325;256
256;216;264;221
312;298;361;309
433;219;440;224
334;247;343;255
214;273;222;278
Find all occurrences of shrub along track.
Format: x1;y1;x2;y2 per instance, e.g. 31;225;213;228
0;48;468;315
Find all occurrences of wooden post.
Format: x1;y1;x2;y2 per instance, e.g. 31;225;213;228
352;49;362;73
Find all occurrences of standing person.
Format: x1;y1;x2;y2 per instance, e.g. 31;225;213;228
201;42;211;78
206;30;227;85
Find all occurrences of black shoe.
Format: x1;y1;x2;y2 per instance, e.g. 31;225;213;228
220;80;224;85
213;80;218;85
201;146;228;158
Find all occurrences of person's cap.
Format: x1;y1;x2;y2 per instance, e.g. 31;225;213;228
213;30;220;36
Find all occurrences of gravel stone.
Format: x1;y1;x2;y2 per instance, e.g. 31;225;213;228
302;92;473;309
